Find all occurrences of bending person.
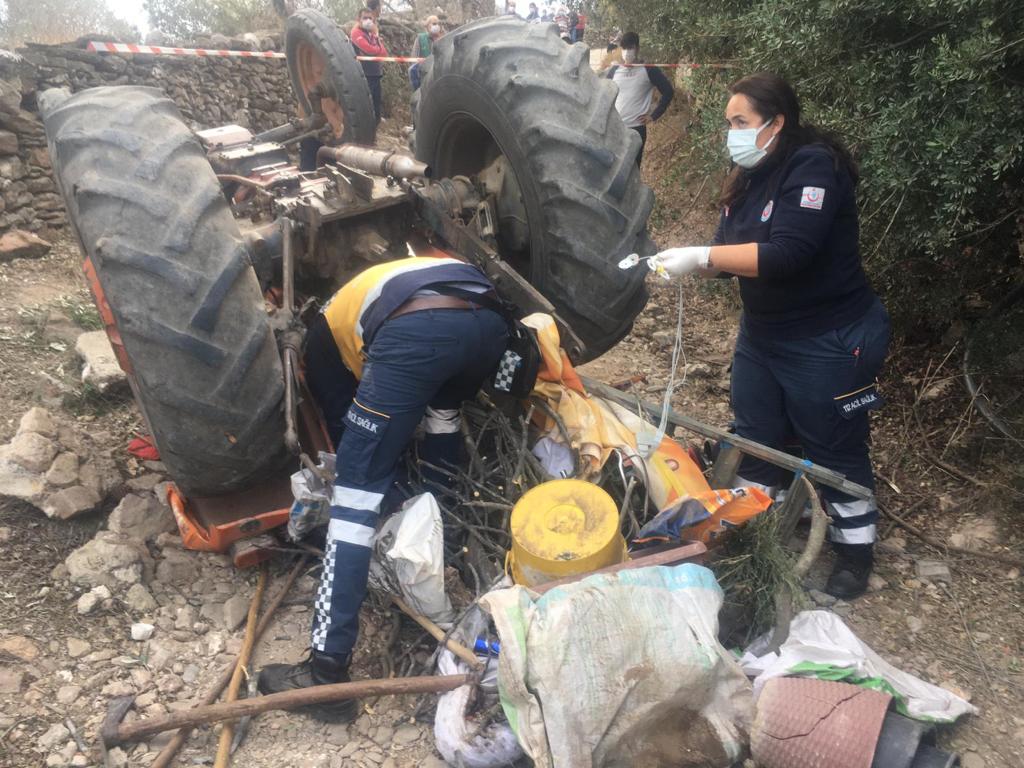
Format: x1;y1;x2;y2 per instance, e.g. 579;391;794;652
651;72;890;599
258;254;509;720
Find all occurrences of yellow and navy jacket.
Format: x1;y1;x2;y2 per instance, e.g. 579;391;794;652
321;256;494;378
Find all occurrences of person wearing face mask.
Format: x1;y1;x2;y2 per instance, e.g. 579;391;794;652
350;7;388;125
605;32;674;167
408;15;443;91
525;2;539;21
649;73;890;599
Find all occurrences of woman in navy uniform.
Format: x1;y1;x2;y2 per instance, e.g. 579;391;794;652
653;73;890;598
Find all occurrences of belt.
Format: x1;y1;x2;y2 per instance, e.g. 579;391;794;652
388;294;479;320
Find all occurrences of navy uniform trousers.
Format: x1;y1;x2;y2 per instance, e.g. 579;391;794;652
303;307;508;658
732;298;891;545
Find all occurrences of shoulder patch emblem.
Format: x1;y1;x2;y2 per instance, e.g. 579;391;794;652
800;187;825;210
760;200;774;221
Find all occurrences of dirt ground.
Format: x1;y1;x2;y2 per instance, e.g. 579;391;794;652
0;100;1022;768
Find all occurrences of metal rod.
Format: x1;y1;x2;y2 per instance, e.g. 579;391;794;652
581;375;874;500
281;217;295;316
283;347;299;455
316;145;431;179
103;674;472;747
149;558;307;768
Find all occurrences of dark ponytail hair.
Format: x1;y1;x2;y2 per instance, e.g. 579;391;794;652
720;72;858;208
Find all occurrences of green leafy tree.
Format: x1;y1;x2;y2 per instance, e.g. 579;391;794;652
1;0;139;46
144;0;362;37
605;0;1024;336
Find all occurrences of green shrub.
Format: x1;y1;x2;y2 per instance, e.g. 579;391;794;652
603;0;1024;337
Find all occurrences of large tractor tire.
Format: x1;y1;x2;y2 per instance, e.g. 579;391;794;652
413;18;654;361
43;86;289;497
286;8;376;144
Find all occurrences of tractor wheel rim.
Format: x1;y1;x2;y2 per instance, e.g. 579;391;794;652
296;41;346;138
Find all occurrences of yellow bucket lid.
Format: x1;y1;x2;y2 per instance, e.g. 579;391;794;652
510;479;624;585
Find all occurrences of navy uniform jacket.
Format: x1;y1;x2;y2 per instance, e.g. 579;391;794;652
713;144;875;340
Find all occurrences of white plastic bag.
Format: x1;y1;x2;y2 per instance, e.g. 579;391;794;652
741;610;977;722
481;564;753;768
368;493;454;625
287;452;335;541
434;605;523;768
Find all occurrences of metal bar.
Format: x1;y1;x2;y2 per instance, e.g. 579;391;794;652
316;145;431;179
581;375;873;500
532;541;707;594
709;441;742;489
281;217;295;316
776;471;811;545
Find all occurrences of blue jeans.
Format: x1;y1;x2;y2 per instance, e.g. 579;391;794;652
408;63;421;91
731;298;890;545
303;307;508;657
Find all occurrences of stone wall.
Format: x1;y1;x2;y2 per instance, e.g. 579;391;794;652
0;40;295;239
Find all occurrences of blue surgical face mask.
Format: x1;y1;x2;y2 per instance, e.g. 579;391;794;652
727;119;776;168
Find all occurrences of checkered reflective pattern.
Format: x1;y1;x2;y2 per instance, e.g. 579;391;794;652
493;350;522;393
311;538;338;652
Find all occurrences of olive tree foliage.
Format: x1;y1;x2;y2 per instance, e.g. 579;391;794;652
0;0;139;46
144;0;361;37
605;0;1024;336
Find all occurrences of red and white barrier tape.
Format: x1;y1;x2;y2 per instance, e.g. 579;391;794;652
86;41;728;69
86;41;425;63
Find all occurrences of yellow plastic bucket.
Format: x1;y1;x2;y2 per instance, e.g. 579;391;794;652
508;479;626;587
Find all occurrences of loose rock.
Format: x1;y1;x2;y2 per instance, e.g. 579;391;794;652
124;583;158;613
131;623;155;641
2;431;58;473
915;560;951;581
0;666;23;694
0;635;39;661
17;407;56;438
64;531;152;589
74;331;127;392
0;229;51;261
108;493;176;541
37;722;69;751
44;452;79;487
55;685;81;704
221;594;250;630
42;484;100;520
66;637;91;658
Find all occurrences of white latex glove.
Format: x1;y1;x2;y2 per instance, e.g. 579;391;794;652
649;246;711;277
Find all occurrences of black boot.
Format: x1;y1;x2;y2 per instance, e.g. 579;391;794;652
257;650;358;723
825;543;874;599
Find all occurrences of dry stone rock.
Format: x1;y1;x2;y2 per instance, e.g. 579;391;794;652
18;407;56;438
0;228;50;260
0;129;16;154
0;635;39;662
3;431;58;472
124;583;157;613
42;484;100;520
55;685;80;704
0;666;23;694
0;458;46;503
108;493;175;541
78;455;123;498
131;623;155;641
155;548;197;585
65;530;152;589
65;637;90;658
44;452;79;487
74;331;127;392
221;594;250;630
38;722;69;751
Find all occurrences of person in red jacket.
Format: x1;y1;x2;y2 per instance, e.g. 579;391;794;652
350;7;387;125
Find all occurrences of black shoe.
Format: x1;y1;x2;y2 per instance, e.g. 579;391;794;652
257;650;358;723
825;543;874;600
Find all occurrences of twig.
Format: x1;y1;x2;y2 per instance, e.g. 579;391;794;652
878;504;1024;568
149;557;308;768
214;563;268;768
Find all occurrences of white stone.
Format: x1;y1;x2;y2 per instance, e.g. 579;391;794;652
124;583;158;613
77;591;101;615
0;457;46;503
45;452;79;487
42;485;100;520
55;685;81;704
38;722;69;751
65;531;151;589
66;637;91;658
75;331;127;392
17;407;56;438
4;431;58;472
221;594;250;630
107;493;176;541
131;623;155;641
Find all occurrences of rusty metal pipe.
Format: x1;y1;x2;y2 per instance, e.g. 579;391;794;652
316;145;431;179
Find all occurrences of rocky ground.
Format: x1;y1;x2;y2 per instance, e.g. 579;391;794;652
0;104;1021;768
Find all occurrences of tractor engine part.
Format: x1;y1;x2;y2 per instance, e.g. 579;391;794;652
317;145;431;180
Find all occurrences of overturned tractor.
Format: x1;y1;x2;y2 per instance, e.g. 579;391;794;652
41;11;654;560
